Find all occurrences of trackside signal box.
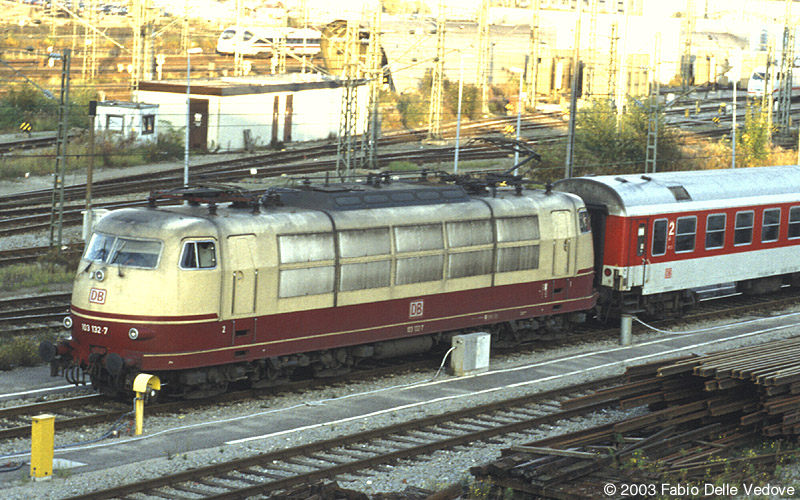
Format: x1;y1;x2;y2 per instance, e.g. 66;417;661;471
450;332;490;376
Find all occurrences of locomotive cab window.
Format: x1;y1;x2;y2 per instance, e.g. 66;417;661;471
675;216;697;253
180;241;217;269
651;219;668;256
789;207;800;239
761;208;781;242
705;214;726;250
85;233;162;269
734;211;754;246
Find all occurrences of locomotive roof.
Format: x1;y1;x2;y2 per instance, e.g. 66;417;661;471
269;182;472;211
554;165;800;216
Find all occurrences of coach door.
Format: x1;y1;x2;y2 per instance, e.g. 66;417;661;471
551;210;574;277
628;218;648;287
227;235;257;316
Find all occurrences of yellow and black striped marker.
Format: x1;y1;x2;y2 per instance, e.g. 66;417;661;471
20;122;32;134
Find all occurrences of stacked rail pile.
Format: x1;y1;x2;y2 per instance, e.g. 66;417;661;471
472;338;800;499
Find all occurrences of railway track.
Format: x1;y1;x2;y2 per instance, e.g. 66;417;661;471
60;376;623;500
2;286;799;442
0;292;71;332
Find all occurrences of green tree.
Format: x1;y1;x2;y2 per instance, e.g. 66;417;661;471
573;97;682;176
737;102;771;167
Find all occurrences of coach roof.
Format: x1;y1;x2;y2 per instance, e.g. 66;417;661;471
554;165;800;216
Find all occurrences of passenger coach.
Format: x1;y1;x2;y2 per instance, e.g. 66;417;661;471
556;166;800;317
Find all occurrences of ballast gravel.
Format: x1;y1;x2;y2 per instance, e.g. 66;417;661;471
2;308;800;499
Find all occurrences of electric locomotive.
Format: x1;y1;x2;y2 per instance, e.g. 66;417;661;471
41;177;596;397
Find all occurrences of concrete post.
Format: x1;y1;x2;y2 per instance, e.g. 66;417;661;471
620;314;633;346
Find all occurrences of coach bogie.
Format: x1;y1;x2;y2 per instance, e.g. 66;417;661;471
736;276;784;296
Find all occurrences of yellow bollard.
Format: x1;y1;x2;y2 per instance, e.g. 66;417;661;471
132;373;160;435
31;414;55;481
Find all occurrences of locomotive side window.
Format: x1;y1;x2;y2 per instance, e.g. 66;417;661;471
279;267;335;297
180;241;216;269
790;207;800;239
339;228;390;258
394;224;444;285
705;214;726;250
761;208;781;242
496;216;539;242
396;255;444;284
394;224;443;252
338;228;391;291
279;233;334;263
447;220;492;247
278;233;335;298
447;220;493;279
675;216;697;253
734;211;754;246
496;246;539;272
448;250;493;278
651;219;668;256
495;216;540;273
340;261;391;291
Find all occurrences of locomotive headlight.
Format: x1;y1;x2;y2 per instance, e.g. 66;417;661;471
93;269;106;282
62;316;73;329
128;327;139;340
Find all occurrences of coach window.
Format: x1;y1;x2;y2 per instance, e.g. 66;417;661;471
651;219;668;256
180;241;216;269
705;214;726;250
762;208;781;242
734;211;754;246
675;216;697;253
789;207;800;239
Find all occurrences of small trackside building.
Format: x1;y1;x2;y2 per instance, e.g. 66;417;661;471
135;74;367;153
94;101;159;144
555;166;800;317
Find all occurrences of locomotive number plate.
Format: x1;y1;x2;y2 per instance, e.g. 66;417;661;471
81;322;108;335
89;288;107;304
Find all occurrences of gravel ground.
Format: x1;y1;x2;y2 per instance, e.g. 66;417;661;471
1;308;800;499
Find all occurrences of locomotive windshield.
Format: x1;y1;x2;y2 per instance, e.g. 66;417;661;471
84;232;163;269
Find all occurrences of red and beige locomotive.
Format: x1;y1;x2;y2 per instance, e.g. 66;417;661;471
42;176;596;397
41;165;800;397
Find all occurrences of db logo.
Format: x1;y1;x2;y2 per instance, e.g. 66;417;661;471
89;288;107;304
409;299;424;318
